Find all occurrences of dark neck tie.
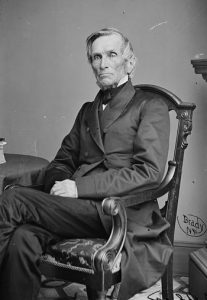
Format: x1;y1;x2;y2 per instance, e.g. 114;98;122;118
101;81;128;105
102;90;112;105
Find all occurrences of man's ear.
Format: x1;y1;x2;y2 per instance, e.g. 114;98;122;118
125;55;137;76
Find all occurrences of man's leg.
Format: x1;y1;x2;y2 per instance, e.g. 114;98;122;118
0;224;55;300
0;187;110;300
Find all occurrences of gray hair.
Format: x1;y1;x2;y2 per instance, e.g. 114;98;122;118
86;28;137;76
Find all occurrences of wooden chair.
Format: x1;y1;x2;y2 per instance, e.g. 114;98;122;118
6;84;196;300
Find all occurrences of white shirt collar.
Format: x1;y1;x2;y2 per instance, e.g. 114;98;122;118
117;75;129;87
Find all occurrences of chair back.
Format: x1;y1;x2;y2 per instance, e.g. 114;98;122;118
135;84;196;245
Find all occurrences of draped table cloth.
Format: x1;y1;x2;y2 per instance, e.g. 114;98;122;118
0;153;48;195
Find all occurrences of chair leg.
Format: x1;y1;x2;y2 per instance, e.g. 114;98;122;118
161;256;174;300
86;286;107;300
96;291;107;300
110;283;121;300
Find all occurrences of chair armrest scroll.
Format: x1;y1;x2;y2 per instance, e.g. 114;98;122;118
93;197;127;272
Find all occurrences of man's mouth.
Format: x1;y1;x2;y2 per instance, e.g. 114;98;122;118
99;73;111;77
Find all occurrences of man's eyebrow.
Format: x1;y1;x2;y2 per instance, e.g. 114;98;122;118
105;48;119;55
107;49;117;52
91;51;102;56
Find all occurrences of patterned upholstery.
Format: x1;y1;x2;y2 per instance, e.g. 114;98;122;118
45;238;122;274
47;238;105;270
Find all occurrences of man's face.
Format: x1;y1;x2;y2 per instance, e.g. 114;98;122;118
91;34;128;89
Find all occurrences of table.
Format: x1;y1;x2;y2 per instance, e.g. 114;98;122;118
0;153;49;195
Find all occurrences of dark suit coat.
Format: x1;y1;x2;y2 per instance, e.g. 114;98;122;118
44;81;173;300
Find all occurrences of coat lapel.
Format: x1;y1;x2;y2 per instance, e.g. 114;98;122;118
101;80;136;131
85;81;136;151
85;91;105;152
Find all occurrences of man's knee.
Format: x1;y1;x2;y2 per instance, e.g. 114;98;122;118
1;187;16;203
1;187;39;217
7;225;42;259
1;187;25;207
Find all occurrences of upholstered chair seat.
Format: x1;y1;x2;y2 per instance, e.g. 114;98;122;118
44;238;121;274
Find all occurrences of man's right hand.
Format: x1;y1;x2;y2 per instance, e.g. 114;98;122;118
50;179;78;198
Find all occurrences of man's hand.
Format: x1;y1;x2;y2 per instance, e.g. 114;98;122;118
50;179;78;198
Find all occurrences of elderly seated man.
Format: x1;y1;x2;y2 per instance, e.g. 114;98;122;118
0;27;172;300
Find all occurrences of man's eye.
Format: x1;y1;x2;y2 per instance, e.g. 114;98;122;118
93;55;101;61
109;52;117;58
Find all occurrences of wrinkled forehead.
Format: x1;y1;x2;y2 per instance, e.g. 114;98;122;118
91;34;124;55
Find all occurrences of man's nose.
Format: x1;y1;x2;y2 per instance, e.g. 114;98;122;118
100;56;109;69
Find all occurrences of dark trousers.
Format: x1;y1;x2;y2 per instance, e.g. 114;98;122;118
0;187;108;300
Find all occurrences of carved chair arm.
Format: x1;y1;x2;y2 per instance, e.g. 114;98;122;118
153;160;177;198
93;197;127;272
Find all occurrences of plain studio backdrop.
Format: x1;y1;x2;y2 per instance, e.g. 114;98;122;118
0;0;207;247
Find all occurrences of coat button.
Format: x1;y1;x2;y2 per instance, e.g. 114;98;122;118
86;127;90;132
84;152;88;157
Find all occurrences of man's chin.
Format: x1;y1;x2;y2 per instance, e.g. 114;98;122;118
96;80;117;90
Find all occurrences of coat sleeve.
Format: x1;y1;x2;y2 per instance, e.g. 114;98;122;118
43;103;87;193
76;97;170;199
